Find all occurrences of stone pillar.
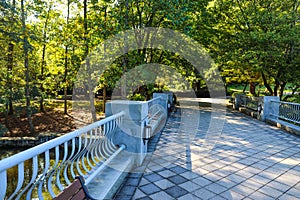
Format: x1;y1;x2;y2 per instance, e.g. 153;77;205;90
153;93;168;112
233;94;243;110
258;96;280;122
105;100;148;166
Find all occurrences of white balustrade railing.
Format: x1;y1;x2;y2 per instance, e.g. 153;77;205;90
270;100;300;125
146;96;167;138
240;95;259;111
0;111;125;200
147;97;162;116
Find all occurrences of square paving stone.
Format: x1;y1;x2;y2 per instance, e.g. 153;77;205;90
165;185;189;198
169;165;188;174
168;175;188;185
193;188;216;200
157;169;176;178
250;174;272;185
220;190;244;200
278;193;299;200
231;184;255;196
154;179;175;190
132;189;146;199
136;197;152;200
181;171;200;180
139;183;161;195
258;185;283;198
179;181;201;192
285;187;300;197
150;191;173;199
117;185;136;196
125;177;140;186
227;173;247;184
249;191;274;200
114;195;132;200
144;173;164;182
266;180;290;192
192;176;213;187
205;183;228;194
177;193;199;200
216;178;237;189
139;178;150;186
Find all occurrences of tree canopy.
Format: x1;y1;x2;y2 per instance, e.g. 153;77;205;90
0;0;299;134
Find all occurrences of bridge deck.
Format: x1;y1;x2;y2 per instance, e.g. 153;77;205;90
114;98;300;200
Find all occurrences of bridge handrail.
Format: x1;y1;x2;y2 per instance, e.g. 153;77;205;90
240;95;259;111
0;111;124;170
270;100;300;125
0;111;125;200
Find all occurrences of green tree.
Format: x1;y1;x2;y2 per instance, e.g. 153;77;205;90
21;0;35;134
209;0;300;98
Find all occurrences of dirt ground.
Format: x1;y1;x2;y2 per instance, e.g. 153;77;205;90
0;109;104;137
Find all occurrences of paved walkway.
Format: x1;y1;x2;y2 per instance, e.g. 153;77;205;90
114;100;300;200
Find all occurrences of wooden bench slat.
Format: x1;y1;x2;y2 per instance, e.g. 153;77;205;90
53;176;96;200
54;179;84;200
72;189;87;200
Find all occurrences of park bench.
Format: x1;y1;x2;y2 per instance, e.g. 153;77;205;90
53;176;96;200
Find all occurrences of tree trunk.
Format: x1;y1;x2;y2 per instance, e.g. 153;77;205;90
242;83;247;93
21;0;35;135
279;82;286;100
261;71;273;96
84;0;97;122
6;0;16;115
249;82;256;96
40;4;52;113
103;86;107;113
64;0;70;115
121;0;129;100
7;42;14;115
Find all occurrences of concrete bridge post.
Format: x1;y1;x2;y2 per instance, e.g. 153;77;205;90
105;100;148;166
105;93;169;167
258;96;280;122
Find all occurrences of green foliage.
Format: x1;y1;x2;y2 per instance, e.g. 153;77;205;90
0;0;299;131
209;0;300;98
128;93;146;101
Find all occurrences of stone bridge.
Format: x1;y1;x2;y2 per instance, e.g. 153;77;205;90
1;95;300;199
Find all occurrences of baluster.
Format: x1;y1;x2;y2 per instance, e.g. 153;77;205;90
81;151;89;173
86;130;94;169
17;156;38;199
103;139;114;156
104;123;107;136
26;156;38;200
37;151;50;199
293;104;297;122
295;105;300;124
47;146;61;198
76;136;85;176
76;134;87;175
56;141;69;191
62;141;72;185
79;132;90;173
97;138;104;160
8;162;24;200
69;138;77;179
99;140;108;159
0;171;7;200
64;138;75;181
64;139;76;181
93;127;102;161
90;128;99;164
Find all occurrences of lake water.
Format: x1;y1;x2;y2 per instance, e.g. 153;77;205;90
0;147;68;199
